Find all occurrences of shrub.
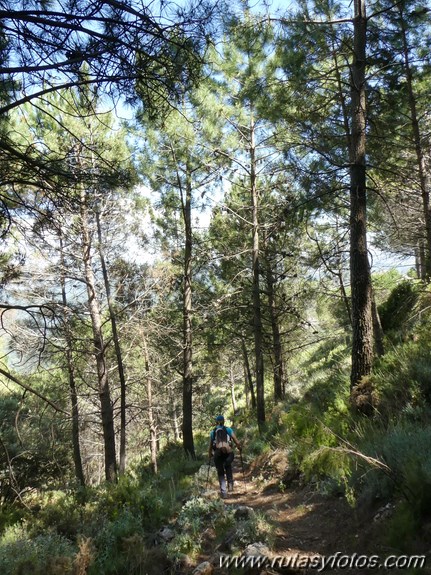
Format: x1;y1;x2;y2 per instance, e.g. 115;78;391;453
281;383;351;469
371;341;431;415
166;495;274;560
230;511;275;552
0;524;75;575
378;280;418;334
357;422;431;509
89;507;147;575
167;496;226;558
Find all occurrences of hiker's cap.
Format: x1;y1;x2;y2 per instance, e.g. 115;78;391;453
215;415;224;422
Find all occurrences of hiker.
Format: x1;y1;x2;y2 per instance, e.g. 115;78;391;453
208;415;242;498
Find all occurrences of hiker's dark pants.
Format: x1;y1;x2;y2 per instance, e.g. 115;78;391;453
214;450;234;494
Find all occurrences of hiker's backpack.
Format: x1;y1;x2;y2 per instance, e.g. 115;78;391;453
213;426;232;454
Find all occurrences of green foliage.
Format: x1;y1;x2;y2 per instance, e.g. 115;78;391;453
0;392;72;505
0;507;25;535
167;496;227;557
0;438;208;574
244;435;270;459
230;511;275;552
281;379;350;467
356;422;431;508
371;339;431;415
0;524;75;575
385;502;419;554
27;491;85;540
372;269;404;305
89;507;146;575
167;495;274;560
378;280;419;334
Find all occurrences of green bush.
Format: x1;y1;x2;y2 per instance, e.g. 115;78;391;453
0;393;72;504
385;502;420;554
167;496;227;558
0;524;75;575
166;495;274;560
281;383;351;469
89;507;147;575
372;341;431;415
378;280;418;334
229;511;275;552
28;492;84;540
357;422;431;509
0;507;25;536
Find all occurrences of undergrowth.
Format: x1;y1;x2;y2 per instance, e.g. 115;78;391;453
275;280;431;558
0;443;202;575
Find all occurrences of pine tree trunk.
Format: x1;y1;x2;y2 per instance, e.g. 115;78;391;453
229;364;238;414
415;240;426;280
143;337;158;474
243;363;250;408
372;295;384;357
80;187;117;482
334;34;378;359
59;231;85;487
398;5;431;279
182;165;195;458
349;0;374;409
264;249;285;402
171;391;181;441
250;117;265;427
241;338;256;409
95;210;127;475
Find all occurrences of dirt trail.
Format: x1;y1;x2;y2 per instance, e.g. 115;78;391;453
203;453;430;575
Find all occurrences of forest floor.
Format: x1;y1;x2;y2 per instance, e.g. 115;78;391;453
196;450;431;575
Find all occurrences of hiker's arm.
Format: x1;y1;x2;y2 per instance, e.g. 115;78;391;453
231;432;242;451
208;440;213;460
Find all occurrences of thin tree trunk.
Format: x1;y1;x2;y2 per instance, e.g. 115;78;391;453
398;5;431;279
95;209;127;475
229;364;238;414
143;337;158;474
372;295;384;357
59;231;85;487
264;248;285;402
250;116;265;427
420;240;426;280
80;186;117;482
416;240;426;280
243;363;250;409
171;391;181;441
181;162;195;458
241;337;256;409
349;0;374;406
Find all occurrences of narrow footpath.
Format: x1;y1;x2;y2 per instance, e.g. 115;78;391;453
197;451;430;575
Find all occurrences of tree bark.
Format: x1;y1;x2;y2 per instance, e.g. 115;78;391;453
398;5;431;279
371;295;384;357
349;0;374;405
264;249;285;402
250;116;265;427
241;337;256;409
229;363;238;414
80;186;117;482
181;162;195;458
143;337;158;474
95;209;127;475
59;230;85;487
171;389;181;441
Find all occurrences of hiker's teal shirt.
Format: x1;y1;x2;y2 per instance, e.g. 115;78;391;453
210;425;233;442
